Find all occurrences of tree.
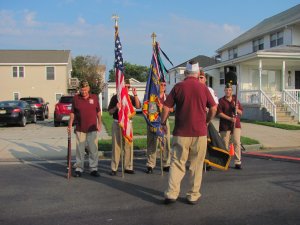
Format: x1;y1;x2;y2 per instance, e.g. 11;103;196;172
108;61;148;82
72;55;106;95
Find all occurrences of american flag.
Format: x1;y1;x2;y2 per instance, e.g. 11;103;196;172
114;26;135;143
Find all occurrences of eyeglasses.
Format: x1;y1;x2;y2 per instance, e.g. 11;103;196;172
160;84;166;86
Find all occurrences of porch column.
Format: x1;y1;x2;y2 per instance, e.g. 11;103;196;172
259;59;262;91
282;61;285;91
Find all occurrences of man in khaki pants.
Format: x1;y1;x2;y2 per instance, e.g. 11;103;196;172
161;61;217;205
217;83;243;169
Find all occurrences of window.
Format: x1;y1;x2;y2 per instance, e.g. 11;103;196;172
13;92;20;100
220;71;225;85
12;66;25;78
46;67;55;80
228;48;237;59
270;31;283;48
55;93;63;102
253;38;264;52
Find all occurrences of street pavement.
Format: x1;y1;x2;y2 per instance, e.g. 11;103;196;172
0;119;300;225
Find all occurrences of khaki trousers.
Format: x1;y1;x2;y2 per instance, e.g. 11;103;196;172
75;131;99;172
111;121;133;171
146;121;171;168
164;136;207;202
220;128;242;165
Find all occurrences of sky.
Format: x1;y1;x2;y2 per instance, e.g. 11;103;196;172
1;0;299;71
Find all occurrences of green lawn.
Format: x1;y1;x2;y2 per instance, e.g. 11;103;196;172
242;119;300;130
100;111;259;151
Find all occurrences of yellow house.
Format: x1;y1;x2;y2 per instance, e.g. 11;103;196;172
0;50;72;117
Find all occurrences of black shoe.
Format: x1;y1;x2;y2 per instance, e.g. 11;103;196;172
74;171;82;177
125;169;135;174
235;164;242;170
164;198;176;205
110;170;117;176
90;171;100;177
146;167;153;174
186;199;199;205
163;166;170;172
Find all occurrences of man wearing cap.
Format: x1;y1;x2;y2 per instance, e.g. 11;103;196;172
217;83;243;169
108;79;141;176
145;81;172;174
68;80;102;177
161;60;217;205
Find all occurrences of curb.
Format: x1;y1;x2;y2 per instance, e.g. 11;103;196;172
243;151;300;163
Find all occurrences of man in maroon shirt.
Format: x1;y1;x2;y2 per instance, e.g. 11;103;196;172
68;80;102;177
108;79;141;176
217;83;243;169
161;61;217;205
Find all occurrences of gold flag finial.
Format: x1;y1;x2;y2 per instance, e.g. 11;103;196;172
151;32;157;46
112;14;119;27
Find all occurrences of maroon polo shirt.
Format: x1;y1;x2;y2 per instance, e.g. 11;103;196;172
217;95;243;132
164;76;216;137
71;93;100;133
108;94;136;120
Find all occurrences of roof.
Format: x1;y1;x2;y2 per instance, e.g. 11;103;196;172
217;4;300;52
0;50;71;64
172;55;218;69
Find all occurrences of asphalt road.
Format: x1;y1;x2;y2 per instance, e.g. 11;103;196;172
0;120;300;225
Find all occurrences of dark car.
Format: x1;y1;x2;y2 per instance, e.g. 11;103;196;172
54;96;73;127
20;97;49;121
0;100;37;127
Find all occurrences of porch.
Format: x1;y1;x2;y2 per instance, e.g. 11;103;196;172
240;89;300;123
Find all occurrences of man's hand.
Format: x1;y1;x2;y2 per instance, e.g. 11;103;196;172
132;87;137;96
67;125;72;134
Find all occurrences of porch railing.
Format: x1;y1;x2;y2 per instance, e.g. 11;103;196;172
283;90;300;122
239;90;277;122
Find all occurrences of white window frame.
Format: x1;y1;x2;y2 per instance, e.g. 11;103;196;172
228;48;237;60
46;66;55;80
13;92;20;100
253;38;264;52
270;31;283;48
220;71;225;85
12;66;25;78
55;93;63;102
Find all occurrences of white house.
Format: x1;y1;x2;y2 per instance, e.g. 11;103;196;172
169;4;300;123
102;78;146;112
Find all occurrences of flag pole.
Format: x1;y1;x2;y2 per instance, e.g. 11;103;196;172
152;32;164;176
113;14;124;178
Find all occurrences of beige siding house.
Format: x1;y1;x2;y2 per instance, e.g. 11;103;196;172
0;50;72;117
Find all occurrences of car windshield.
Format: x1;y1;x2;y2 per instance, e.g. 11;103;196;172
0;101;19;107
20;98;39;104
60;97;73;103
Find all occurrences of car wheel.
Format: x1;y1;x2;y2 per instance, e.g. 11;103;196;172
20;116;27;127
45;108;49;119
54;121;60;127
41;112;45;121
32;114;37;123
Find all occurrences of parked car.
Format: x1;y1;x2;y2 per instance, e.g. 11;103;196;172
54;95;73;127
20;97;49;120
0;100;37;127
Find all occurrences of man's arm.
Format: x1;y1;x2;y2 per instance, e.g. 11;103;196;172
161;105;171;125
206;105;217;124
132;88;141;109
218;112;236;123
97;111;102;132
67;112;75;134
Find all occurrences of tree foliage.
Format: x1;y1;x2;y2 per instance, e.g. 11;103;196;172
72;55;106;95
108;61;148;82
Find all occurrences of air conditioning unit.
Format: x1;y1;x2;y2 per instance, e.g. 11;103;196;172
69;78;79;88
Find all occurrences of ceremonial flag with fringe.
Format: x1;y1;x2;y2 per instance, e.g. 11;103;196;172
142;42;172;137
114;26;135;143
